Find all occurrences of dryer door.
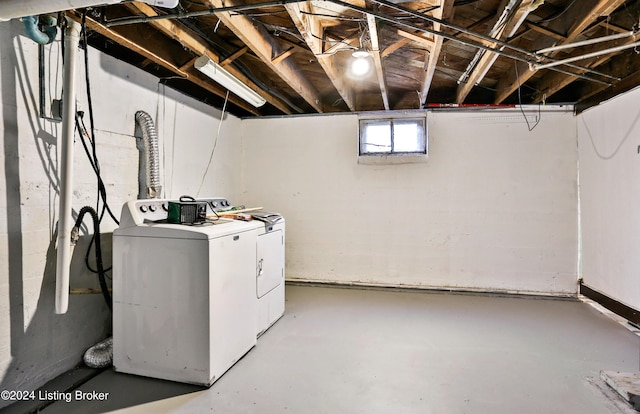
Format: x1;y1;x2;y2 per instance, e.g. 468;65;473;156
256;230;284;298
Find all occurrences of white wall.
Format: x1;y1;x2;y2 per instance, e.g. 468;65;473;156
0;19;242;405
241;109;579;295
578;86;640;309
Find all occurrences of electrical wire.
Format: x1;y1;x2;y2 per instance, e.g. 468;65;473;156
75;114;113;275
72;206;112;310
535;0;578;24
78;12;120;279
514;62;541;131
81;12;119;225
196;91;229;197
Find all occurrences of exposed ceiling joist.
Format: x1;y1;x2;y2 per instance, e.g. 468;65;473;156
421;0;454;106
220;46;249;67
75;0;640;116
285;1;356;110
125;2;292;114
533;33;639;103
74;12;262;115
207;0;325;112
367;13;390;110
494;0;627;104
456;0;536;104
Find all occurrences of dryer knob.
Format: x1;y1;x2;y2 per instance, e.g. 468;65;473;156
149;204;157;212
139;205;148;213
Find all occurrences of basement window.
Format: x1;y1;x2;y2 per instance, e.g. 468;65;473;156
358;116;427;164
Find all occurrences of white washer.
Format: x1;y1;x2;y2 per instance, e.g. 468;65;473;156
112;197;279;386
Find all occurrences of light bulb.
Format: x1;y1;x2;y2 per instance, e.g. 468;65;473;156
351;50;371;76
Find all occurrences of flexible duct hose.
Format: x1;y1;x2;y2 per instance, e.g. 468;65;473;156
83;337;113;368
71;206;111;310
135;111;162;198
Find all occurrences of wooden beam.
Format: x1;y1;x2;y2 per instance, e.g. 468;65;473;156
76;13;188;78
526;21;567;42
126;2;292;114
598;21;630;34
397;29;435;48
323;33;359;55
380;38;411;58
73;13;261;115
456;0;536;104
533;33;638;103
271;47;295;64
178;56;198;73
219;46;249;67
208;0;324;112
576;55;640;113
367;14;389;110
416;0;454;107
286;1;355;110
494;0;627;104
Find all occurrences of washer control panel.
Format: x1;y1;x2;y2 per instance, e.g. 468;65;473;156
119;197;232;228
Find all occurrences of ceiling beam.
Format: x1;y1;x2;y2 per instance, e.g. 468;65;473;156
125;2;292;114
323;33;359;56
525;21;567;42
493;0;627;104
219;46;249;67
575;54;640;113
285;1;356;110
397;29;435;47
207;0;325;112
420;0;454;106
74;12;261;115
380;38;411;58
367;13;389;110
272;47;295;65
456;0;536;104
533;33;638;103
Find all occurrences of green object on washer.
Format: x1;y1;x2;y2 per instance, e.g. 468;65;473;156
167;201;206;224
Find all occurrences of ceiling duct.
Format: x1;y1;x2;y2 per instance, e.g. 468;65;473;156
0;0;179;21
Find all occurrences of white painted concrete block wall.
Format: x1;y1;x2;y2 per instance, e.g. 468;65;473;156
0;20;242;406
578;86;640;310
241;110;579;294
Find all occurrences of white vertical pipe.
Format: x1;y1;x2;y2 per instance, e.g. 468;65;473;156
55;17;82;314
536;31;636;55
532;40;640;71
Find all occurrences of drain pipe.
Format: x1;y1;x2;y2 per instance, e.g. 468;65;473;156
55;17;82;315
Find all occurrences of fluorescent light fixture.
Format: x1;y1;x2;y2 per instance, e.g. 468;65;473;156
194;55;266;107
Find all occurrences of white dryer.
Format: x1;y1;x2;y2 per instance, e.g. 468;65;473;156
254;212;285;336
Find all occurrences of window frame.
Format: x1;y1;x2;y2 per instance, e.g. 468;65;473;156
358;114;429;159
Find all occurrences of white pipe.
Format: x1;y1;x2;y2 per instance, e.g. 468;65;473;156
55;18;82;315
537;31;637;55
531;40;640;71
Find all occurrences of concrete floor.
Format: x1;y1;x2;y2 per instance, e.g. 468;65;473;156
36;285;640;413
